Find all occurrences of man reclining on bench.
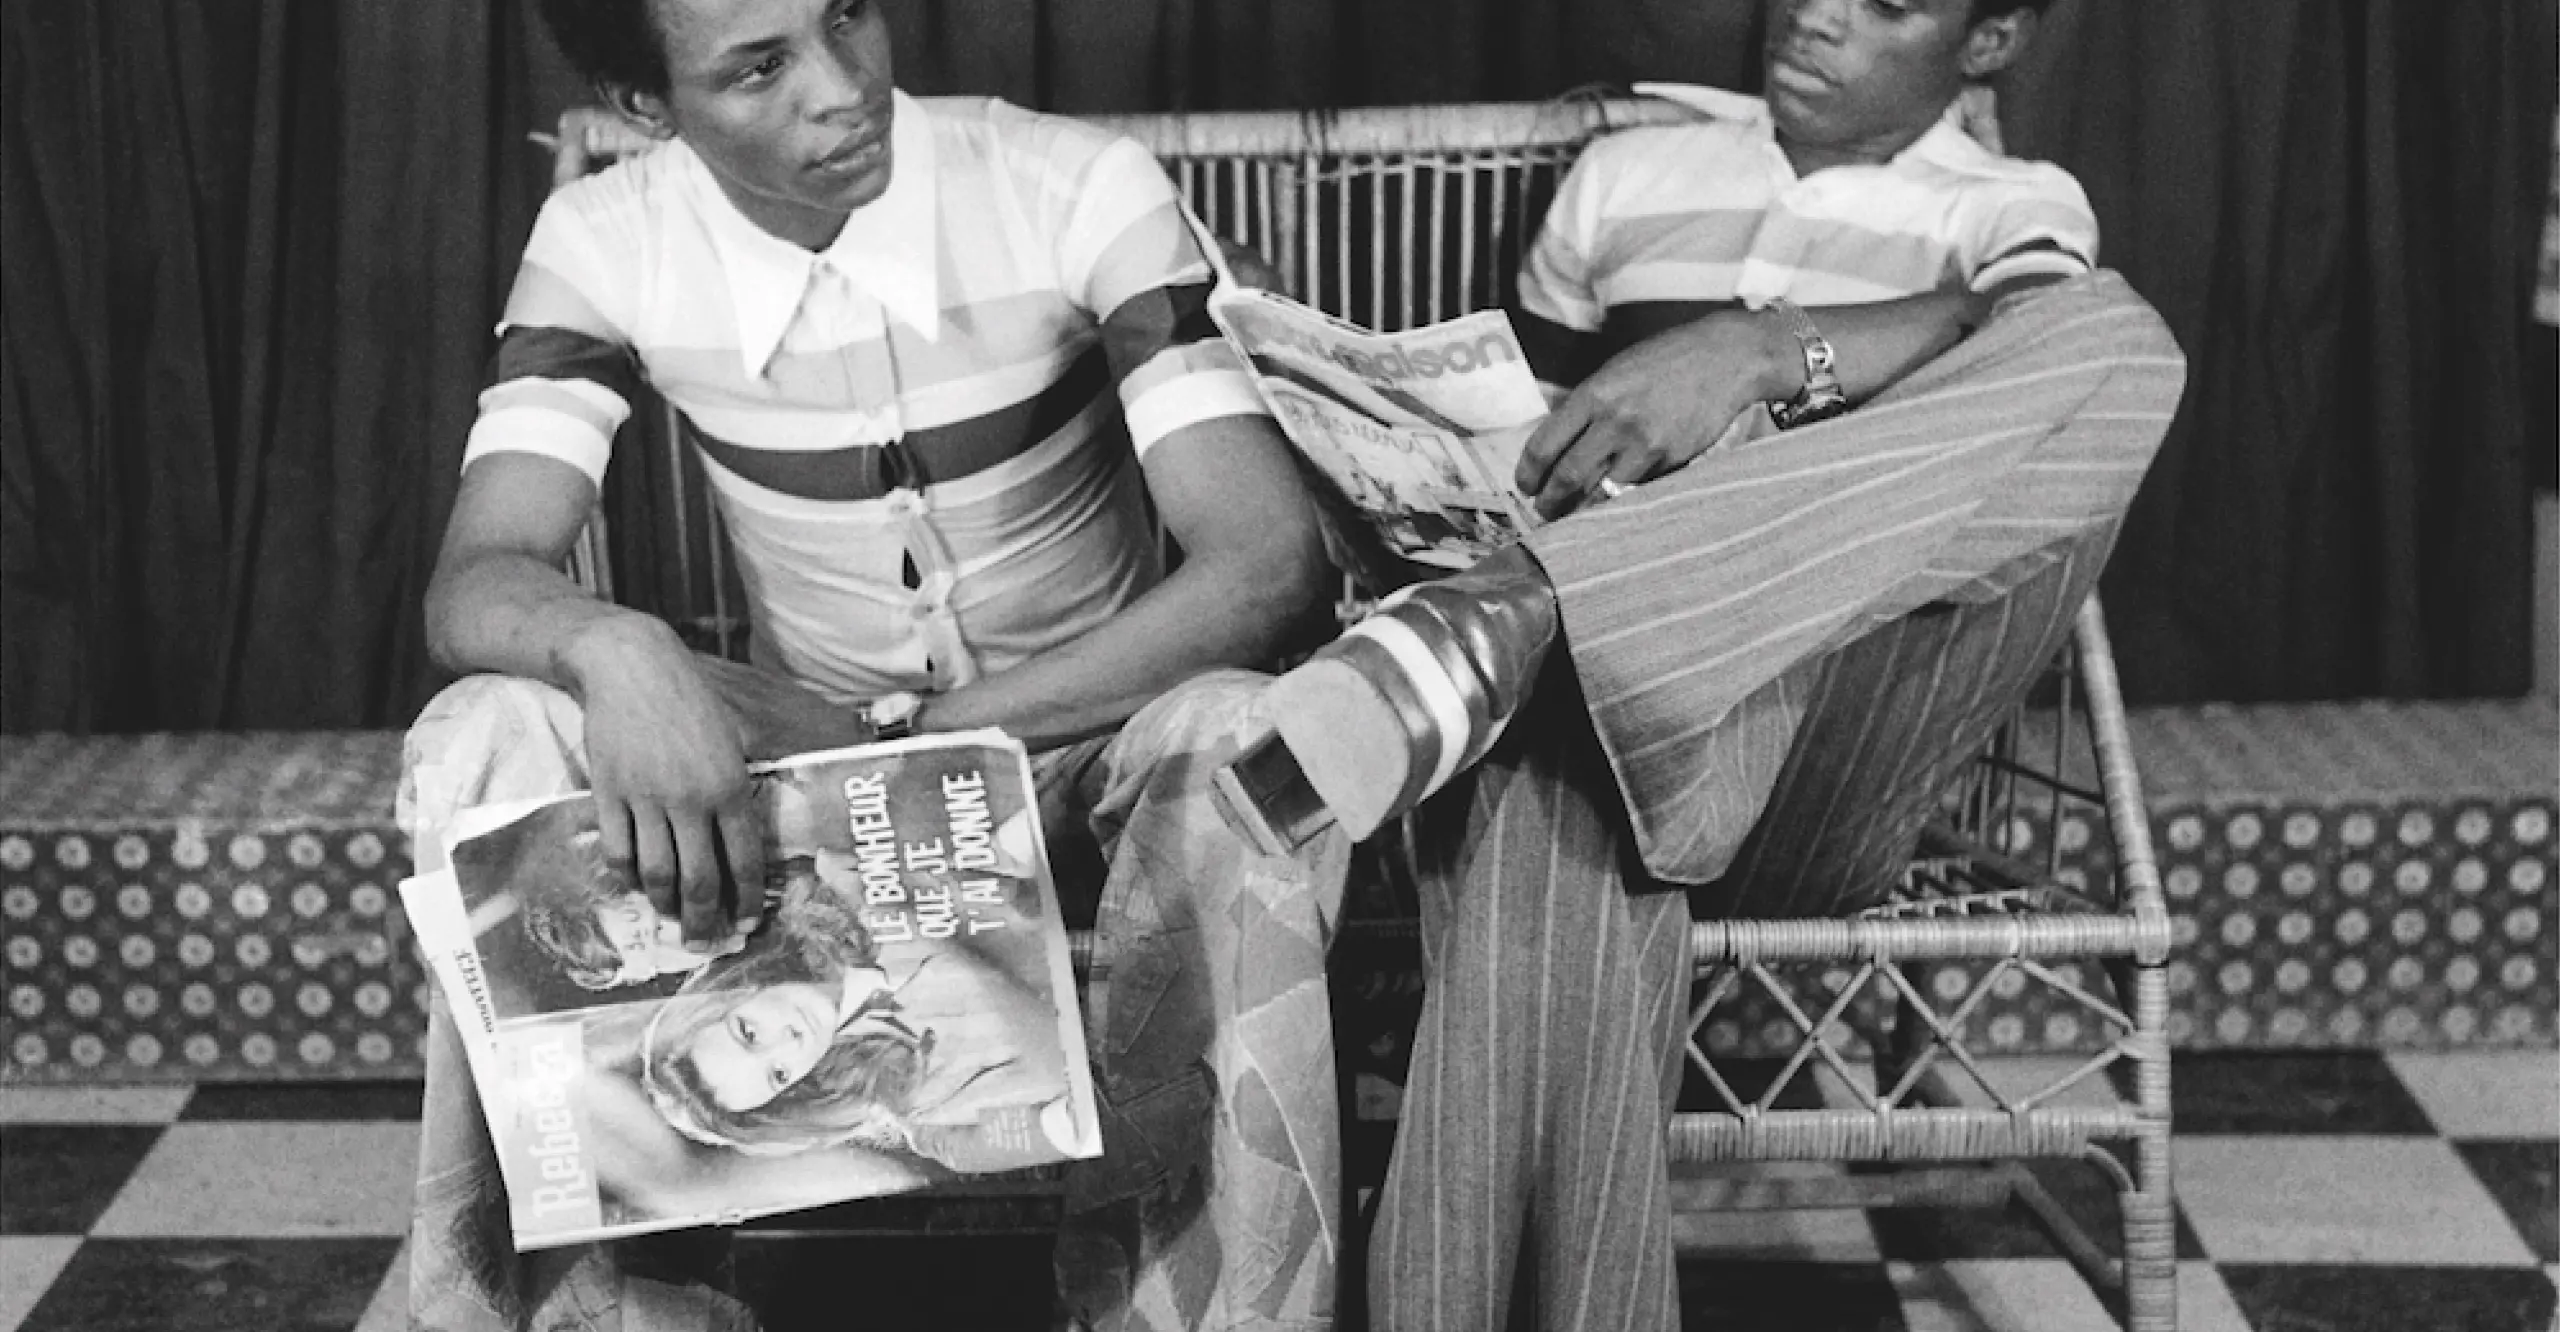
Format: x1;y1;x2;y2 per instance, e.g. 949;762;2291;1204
1221;1;2186;1327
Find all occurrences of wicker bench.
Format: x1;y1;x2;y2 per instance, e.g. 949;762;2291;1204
0;93;2189;1330
540;96;2185;1328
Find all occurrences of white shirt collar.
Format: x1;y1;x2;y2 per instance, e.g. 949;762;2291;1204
1632;81;1993;178
1896;98;1995;170
684;89;942;378
1631;81;1773;127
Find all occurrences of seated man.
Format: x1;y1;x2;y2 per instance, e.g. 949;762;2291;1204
403;0;1349;1328
1225;1;2184;1327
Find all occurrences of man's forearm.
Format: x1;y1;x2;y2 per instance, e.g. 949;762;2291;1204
1780;287;1996;405
427;504;1319;754
924;408;1331;749
1519;283;2013;511
919;539;1326;749
424;548;689;697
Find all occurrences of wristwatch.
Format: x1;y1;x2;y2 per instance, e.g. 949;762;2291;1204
1764;299;1850;430
862;691;925;741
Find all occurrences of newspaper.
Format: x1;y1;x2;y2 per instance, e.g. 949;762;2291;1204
1209;284;1550;571
399;730;1101;1250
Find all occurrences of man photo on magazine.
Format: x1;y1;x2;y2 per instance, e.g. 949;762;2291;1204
447;804;742;1016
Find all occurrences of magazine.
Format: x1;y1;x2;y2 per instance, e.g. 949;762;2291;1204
1208;283;1551;571
398;730;1102;1250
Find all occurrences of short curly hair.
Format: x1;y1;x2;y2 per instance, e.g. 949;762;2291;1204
519;832;650;991
538;0;670;96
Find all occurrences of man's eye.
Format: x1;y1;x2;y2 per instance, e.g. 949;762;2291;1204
730;54;785;89
832;0;871;28
734;1015;755;1046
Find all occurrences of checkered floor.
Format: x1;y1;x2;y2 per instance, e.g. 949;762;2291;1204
3;1051;2553;1332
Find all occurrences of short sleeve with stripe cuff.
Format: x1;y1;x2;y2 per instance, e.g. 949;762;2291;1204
460;190;647;488
1048;128;1268;457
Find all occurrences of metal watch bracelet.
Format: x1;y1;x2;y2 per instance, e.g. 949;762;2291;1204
1765;298;1850;430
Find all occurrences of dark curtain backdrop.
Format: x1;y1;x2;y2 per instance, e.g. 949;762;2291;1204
2;1;546;733
2001;0;2555;702
4;0;2549;732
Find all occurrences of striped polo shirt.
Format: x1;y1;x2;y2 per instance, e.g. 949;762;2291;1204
1516;86;2098;389
464;92;1266;701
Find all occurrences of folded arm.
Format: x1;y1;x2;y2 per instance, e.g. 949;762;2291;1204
908;137;1332;747
657;406;1330;757
1515;277;2067;517
426;452;765;946
918;410;1330;748
1509;134;2099;517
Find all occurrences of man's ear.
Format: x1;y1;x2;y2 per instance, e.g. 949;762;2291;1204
599;81;678;141
1960;9;2037;80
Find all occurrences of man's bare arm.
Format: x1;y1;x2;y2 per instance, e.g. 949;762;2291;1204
678;410;1330;754
1518;277;2062;516
427;453;645;684
425;452;763;943
917;411;1331;748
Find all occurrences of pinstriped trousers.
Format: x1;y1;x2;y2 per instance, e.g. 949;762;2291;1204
1367;273;2186;1330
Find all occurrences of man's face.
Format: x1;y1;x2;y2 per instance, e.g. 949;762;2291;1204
598;894;733;985
641;0;897;248
598;895;661;974
1761;0;1981;162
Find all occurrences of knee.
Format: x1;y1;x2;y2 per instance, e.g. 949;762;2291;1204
409;674;574;739
400;674;588;869
405;674;581;778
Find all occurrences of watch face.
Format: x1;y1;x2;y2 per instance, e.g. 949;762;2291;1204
869;691;922;736
1784;391;1851;429
1772;380;1851;430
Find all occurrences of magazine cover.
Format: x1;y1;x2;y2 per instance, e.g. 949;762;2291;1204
398;729;1102;1250
1208;283;1551;570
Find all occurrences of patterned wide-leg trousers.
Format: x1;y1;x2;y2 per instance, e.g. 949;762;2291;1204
400;669;1349;1332
1367;273;2185;1331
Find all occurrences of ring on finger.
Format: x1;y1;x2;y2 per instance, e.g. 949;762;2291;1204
1592;476;1629;502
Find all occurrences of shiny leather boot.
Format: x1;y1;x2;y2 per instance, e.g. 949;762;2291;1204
1216;543;1559;848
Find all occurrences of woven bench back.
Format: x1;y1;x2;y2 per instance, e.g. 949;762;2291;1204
1101;97;1689;331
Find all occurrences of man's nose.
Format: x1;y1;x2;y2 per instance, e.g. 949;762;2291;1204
1780;0;1849;41
803;43;881;118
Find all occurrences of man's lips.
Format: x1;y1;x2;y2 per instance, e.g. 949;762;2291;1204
1766;51;1834;94
810;126;888;174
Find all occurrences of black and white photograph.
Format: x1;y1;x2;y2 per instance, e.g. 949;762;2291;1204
2;0;2553;1328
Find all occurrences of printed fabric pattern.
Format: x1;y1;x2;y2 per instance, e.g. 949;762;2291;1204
397;671;1347;1332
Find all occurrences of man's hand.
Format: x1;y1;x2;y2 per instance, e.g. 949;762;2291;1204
1514;286;2021;519
1215;237;1287;292
542;106;665;188
688;653;875;761
558;617;766;947
1515;309;1796;519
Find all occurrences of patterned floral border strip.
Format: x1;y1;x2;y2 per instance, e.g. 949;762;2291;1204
3;718;2552;1084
